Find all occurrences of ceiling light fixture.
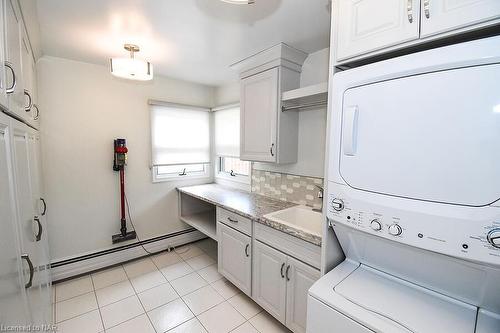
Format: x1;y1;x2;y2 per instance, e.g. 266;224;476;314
110;44;153;81
221;0;255;4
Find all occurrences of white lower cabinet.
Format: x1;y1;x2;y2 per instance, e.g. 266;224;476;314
252;240;320;333
217;222;252;296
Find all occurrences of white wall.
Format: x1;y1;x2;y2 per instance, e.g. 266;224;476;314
38;56;214;261
218;48;330;178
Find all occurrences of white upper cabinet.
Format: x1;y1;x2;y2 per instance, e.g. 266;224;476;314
0;1;7;110
335;0;420;61
240;68;278;162
420;0;500;37
5;0;25;120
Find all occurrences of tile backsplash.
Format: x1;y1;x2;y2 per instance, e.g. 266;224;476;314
251;169;324;210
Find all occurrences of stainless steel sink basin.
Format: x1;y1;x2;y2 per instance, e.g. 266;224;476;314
263;205;323;236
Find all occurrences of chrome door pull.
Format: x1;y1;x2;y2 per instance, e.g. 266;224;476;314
24;90;32;112
424;0;430;18
286;265;291;281
40;197;47;216
227;217;238;223
270;143;275;157
280;263;285;278
34;216;42;242
21;254;34;289
407;0;413;23
5;62;16;94
245;244;250;257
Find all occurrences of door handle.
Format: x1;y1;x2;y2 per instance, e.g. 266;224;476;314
24;90;32;112
33;104;40;120
245;244;250;257
34;216;42;242
21;254;34;289
270;143;275;157
5;61;16;94
424;0;430;18
40;197;47;216
280;263;285;278
343;106;359;156
286;265;291;281
407;0;413;23
227;217;238;223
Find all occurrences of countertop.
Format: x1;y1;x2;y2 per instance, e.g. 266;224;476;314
177;183;322;246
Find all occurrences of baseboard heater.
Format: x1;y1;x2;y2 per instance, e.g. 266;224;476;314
51;228;207;282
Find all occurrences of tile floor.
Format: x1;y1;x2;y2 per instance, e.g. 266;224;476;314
53;239;292;333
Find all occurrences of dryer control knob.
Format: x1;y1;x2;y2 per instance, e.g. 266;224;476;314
370;219;382;231
331;198;344;212
388;224;402;236
487;228;500;248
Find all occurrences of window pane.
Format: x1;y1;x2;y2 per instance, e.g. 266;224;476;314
157;164;205;175
221;157;250;176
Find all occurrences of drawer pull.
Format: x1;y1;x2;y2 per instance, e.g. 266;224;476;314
286;265;291;281
21;254;34;289
424;0;430;18
280;263;285;278
227;217;238;223
406;0;413;23
245;244;250;257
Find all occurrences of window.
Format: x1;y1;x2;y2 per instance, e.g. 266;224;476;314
213;105;250;183
150;101;210;182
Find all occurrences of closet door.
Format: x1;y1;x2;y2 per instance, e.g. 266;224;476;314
11;119;51;325
0;112;30;326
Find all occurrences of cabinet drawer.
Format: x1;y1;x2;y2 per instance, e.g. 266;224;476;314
217;207;252;236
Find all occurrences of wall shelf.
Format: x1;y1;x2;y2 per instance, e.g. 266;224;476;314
281;82;328;111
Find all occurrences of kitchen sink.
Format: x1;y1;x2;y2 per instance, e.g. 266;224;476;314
263;205;323;236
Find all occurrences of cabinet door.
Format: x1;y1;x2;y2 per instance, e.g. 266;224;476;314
420;0;500;37
218;222;252;296
21;31;35;125
335;0;420;61
0;0;8;110
240;68;278;162
5;0;25;119
0;113;30;326
285;257;320;333
252;240;287;323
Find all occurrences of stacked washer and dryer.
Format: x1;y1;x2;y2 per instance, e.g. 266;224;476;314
307;37;500;333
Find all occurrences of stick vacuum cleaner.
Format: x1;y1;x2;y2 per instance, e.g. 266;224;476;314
112;139;137;244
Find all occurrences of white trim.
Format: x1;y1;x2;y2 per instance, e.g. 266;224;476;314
211;103;240;112
51;230;206;282
148;99;211;112
152;164;211;183
215;156;251;185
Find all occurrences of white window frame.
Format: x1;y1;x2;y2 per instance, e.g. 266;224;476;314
152;164;211;183
216;156;251;185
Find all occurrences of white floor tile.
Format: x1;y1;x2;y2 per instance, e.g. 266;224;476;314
195;238;217;254
170;272;207;296
56;292;97;323
211;278;240;299
55;309;103;333
152;251;182;268
105;314;155;333
91;266;128;290
249;312;291;333
168;317;208;333
55;275;94;302
138;282;179;312
197;301;246;333
231;322;259;333
176;244;204;260
228;293;262;320
123;257;157;278
130;269;167;293
186;254;215;271
95;280;135;307
100;295;144;329
197;264;223;283
182;285;224;315
148;298;194;332
161;261;194;281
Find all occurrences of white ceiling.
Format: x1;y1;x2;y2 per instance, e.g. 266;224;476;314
36;0;331;86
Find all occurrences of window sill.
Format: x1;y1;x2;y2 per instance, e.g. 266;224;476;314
215;172;251;185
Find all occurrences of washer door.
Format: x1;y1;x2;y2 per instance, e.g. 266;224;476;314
340;63;500;207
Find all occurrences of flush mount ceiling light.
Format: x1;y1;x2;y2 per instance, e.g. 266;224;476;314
110;44;153;81
221;0;255;4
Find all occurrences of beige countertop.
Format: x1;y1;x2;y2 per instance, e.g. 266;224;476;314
177;183;322;246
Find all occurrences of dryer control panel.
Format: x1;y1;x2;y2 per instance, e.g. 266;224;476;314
327;182;500;267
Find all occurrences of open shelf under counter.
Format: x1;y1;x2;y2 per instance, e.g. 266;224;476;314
178;191;217;241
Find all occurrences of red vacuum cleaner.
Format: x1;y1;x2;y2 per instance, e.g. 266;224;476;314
112;138;137;244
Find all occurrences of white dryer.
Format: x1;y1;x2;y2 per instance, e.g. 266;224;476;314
308;36;500;333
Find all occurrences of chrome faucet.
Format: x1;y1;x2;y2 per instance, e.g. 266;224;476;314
312;185;324;213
